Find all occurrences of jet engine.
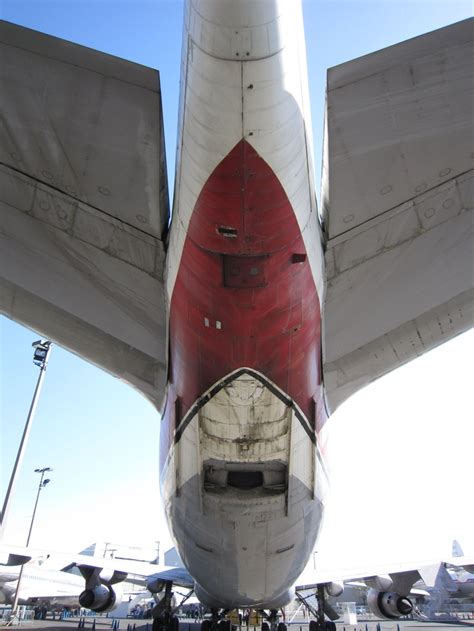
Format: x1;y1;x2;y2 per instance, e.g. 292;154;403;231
367;588;413;619
325;581;344;598
0;582;16;604
79;583;122;613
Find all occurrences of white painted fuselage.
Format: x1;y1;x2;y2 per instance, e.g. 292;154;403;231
0;565;84;607
159;0;329;609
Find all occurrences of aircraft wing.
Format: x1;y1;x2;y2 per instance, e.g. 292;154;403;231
0;542;193;589
321;18;474;413
62;553;194;589
0;547;32;567
0;21;169;409
296;555;467;597
446;555;474;574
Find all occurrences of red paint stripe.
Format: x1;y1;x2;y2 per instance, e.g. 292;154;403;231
161;140;324;469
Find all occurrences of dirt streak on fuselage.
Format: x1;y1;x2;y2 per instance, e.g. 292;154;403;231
160;0;328;608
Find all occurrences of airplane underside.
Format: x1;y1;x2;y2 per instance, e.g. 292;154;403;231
159;0;328;606
0;0;471;625
160;139;327;605
162;368;327;608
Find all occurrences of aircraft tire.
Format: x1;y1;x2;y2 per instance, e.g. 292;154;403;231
309;622;335;631
170;616;180;631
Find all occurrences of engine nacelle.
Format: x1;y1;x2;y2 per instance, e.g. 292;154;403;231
367;589;413;619
325;581;344;598
147;577;167;594
79;584;121;613
0;582;16;604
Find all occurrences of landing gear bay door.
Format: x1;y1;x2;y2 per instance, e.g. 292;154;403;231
0;21;169;409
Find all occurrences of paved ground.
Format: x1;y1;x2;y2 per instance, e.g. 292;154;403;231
2;620;474;631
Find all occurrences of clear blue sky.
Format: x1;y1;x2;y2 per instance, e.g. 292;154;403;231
1;0;472;566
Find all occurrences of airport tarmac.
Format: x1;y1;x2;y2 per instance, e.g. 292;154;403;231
2;620;473;631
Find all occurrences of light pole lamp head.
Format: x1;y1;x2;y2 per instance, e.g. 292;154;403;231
32;340;52;368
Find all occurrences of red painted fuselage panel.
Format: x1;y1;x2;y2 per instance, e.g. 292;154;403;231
161;140;322;465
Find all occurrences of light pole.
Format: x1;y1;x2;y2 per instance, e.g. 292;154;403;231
0;340;52;536
10;468;52;618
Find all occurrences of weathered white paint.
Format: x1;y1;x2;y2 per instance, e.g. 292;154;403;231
161;369;328;608
322;19;474;412
166;0;325;302
0;21;169;408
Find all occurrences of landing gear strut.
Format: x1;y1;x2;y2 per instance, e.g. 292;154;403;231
151;581;179;631
151;581;194;631
296;586;337;631
260;609;287;631
200;609;231;631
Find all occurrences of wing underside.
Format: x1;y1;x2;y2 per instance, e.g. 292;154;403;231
321;18;474;413
0;21;169;408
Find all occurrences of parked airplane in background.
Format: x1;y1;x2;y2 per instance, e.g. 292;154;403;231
444;542;474;604
446;570;474;602
0;544;187;612
0;562;91;609
0;1;472;630
317;542;474;621
2;540;474;627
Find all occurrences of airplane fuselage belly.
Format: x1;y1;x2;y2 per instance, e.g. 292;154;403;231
161;0;328;607
161;370;325;607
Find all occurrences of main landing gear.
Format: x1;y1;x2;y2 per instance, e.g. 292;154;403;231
200;609;232;631
260;609;287;631
151;581;194;631
295;586;337;631
200;609;286;631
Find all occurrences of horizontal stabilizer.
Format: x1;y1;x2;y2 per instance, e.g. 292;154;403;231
0;552;32;566
321;18;474;412
0;21;169;408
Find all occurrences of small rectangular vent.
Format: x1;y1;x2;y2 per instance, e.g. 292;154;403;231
217;226;238;237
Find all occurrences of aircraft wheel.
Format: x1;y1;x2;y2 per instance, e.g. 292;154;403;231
170;616;180;631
